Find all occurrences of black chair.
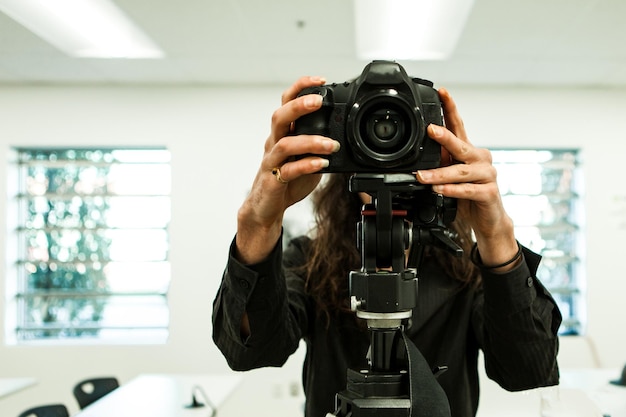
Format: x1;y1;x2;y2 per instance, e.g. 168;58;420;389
611;363;626;386
18;404;69;417
72;376;120;409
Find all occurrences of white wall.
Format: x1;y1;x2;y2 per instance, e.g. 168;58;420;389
0;85;624;415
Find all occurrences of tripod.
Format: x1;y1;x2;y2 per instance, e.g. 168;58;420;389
326;173;462;417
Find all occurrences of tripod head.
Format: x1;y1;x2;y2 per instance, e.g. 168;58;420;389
349;173;462;324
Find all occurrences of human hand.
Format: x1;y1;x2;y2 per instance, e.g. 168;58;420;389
235;76;341;264
415;88;519;269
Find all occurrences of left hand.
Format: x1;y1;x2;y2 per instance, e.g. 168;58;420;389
415;88;519;269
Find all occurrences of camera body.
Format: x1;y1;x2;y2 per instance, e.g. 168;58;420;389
293;60;443;173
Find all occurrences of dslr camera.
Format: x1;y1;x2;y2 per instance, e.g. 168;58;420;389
293;60;443;173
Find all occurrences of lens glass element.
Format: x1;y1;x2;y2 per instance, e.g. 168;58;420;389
347;88;425;169
352;97;420;166
364;108;406;150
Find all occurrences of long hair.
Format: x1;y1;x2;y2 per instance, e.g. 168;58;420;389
303;173;480;323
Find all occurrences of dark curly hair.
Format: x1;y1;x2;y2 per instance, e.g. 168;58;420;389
302;173;480;323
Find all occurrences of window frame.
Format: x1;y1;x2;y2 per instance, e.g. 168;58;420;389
490;147;585;335
6;146;172;345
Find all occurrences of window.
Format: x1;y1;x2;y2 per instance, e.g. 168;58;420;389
491;149;584;335
6;147;171;344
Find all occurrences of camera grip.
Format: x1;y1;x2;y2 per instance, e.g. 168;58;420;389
293;106;332;137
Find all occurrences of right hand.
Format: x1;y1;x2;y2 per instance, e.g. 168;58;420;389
235;76;341;264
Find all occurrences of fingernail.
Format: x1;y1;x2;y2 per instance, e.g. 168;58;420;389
305;94;323;107
429;124;442;137
310;76;326;84
417;170;432;181
328;140;341;152
313;158;329;169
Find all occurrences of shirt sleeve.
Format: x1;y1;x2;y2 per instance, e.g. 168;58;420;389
475;245;562;391
212;234;309;371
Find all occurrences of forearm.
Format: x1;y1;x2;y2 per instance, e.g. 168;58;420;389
472;213;522;273
478;247;562;390
235;198;283;265
212;236;306;370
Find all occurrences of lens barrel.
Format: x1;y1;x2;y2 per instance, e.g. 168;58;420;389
348;90;423;168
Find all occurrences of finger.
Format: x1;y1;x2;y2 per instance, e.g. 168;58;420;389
270;93;324;143
276;156;329;182
418;161;496;187
267;134;340;169
281;76;326;105
438;87;468;142
427;124;476;164
431;181;501;205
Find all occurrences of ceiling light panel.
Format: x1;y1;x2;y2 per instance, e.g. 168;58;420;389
0;0;164;58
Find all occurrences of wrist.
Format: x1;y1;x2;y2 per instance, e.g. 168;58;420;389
471;240;523;273
236;205;283;265
472;216;521;272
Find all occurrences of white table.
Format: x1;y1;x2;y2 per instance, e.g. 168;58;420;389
477;368;626;417
561;368;626;417
74;374;242;417
73;368;625;417
0;377;37;399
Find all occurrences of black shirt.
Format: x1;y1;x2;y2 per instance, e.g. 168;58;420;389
212;235;561;417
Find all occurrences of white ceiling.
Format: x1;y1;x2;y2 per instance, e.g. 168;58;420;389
0;0;625;87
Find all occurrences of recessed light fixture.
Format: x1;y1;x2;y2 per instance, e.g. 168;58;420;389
0;0;164;58
354;0;476;60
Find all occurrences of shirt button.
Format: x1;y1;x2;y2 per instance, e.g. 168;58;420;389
526;277;533;287
239;279;250;289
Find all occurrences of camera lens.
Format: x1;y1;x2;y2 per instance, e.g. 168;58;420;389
365;109;405;147
348;91;422;168
371;113;397;140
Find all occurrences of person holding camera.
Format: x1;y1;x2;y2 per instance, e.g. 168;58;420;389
212;64;561;417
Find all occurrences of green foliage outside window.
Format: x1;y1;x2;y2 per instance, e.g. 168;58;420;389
492;149;583;335
12;147;171;342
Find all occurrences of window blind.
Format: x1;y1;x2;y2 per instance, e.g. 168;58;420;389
9;147;171;343
492;149;583;335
